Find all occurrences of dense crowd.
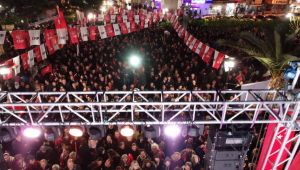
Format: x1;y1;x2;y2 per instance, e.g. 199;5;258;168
0;22;267;170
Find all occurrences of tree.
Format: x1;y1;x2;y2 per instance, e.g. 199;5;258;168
217;23;300;89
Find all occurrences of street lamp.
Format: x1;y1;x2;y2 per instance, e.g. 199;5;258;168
224;58;235;72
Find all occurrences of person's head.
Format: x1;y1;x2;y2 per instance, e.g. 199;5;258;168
184;162;192;170
52;164;60;170
104;159;111;167
96;157;103;166
140;150;146;158
67;158;74;170
164;157;171;167
130;160;140;170
106;135;112;143
131;143;137;151
121;154;128;163
114;131;120;139
154;156;160;164
3;152;10;162
119;141;125;150
40;159;48;169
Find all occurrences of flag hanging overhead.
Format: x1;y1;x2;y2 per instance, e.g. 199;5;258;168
80;27;89;41
98;26;107;39
88;26;97;41
68;27;79;44
28;30;41;46
212;51;225;70
11;30;28;50
56;28;68;44
113;24;121;36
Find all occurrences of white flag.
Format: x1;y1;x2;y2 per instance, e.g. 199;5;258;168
195;42;203;54
40;44;47;60
111;15;116;23
125;22;131;33
186;35;193;46
0;31;6;45
80;27;89;41
122;15;128;23
28;30;41;46
28;50;35;68
144;20;149;28
98;26;107;39
13;56;20;74
113;24;121;36
134;15;140;24
56;28;68;44
98;14;104;22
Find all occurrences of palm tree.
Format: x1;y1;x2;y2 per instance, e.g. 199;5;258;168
217;23;300;89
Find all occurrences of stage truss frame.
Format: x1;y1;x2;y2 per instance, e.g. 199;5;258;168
0;90;299;169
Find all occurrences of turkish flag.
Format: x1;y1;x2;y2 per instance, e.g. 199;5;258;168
44;29;58;55
212;51;225;70
88;26;97;41
104;14;110;24
202;47;214;65
68;27;79;44
116;15;123;23
119;23;128;34
41;64;52;76
11;30;28;50
34;46;42;63
21;52;29;71
130;22;136;32
105;24;115;37
54;9;67;29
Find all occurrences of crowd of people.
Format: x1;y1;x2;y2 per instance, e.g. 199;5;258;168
0;20;268;170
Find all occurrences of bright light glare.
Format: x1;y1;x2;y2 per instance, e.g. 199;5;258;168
107;1;113;6
129;55;142;68
164;125;181;138
224;59;235;72
120;126;134;137
0;5;2;8
69;127;83;137
87;13;96;21
286;13;294;18
101;6;106;12
23;127;42;138
0;67;10;75
163;8;169;14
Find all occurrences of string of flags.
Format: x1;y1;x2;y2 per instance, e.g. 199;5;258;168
169;15;228;70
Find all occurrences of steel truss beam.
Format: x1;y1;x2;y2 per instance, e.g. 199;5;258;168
0;90;299;169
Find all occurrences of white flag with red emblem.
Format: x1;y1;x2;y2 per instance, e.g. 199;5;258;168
56;28;68;44
98;14;104;22
134;15;140;24
0;31;6;44
213;51;225;70
189;38;197;50
125;22;131;33
110;15;116;23
195;42;203;54
98;26;107;39
113;24;121;36
122;15;128;23
28;30;41;46
192;40;200;52
40;44;47;60
13;56;20;74
80;27;89;41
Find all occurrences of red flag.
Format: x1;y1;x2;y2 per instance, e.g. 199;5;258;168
54;9;67;29
104;14;110;23
11;30;28;50
88;26;97;41
212;51;225;70
41;64;52;76
198;44;207;57
130;22;136;32
289;149;300;169
128;13;134;23
44;29;58;55
33;46;42;63
116;15;123;23
119;23;128;34
105;24;115;37
21;52;29;71
202;47;214;65
68;27;79;44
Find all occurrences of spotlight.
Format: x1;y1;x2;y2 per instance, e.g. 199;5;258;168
129;55;142;68
120;126;134;137
69;127;84;137
23;127;42;138
87;12;96;21
286;13;294;19
0;67;10;75
100;6;106;12
164;125;181;138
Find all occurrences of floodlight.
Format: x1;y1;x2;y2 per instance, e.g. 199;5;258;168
23;127;42;138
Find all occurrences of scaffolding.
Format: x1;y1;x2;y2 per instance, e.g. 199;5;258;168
0;90;299;169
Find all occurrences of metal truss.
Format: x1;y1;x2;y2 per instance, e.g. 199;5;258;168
0;90;299;169
0;90;298;126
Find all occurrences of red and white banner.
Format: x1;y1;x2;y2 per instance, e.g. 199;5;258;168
202;47;214;65
110;15;116;23
188;38;197;50
88;26;97;41
28;30;41;46
41;64;52;76
198;43;207;57
97;14;104;22
119;23;128;34
28;49;35;68
13;56;20;75
11;30;28;50
113;24;121;36
195;42;203;54
212;51;225;70
192;40;200;52
33;46;42;63
21;52;29;71
68;27;79;44
122;15;128;23
105;24;115;37
134;15;140;24
0;31;6;45
104;14;110;23
56;28;68;44
116;15;123;23
80;27;89;41
130;22;136;32
98;26;107;39
40;44;47;60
